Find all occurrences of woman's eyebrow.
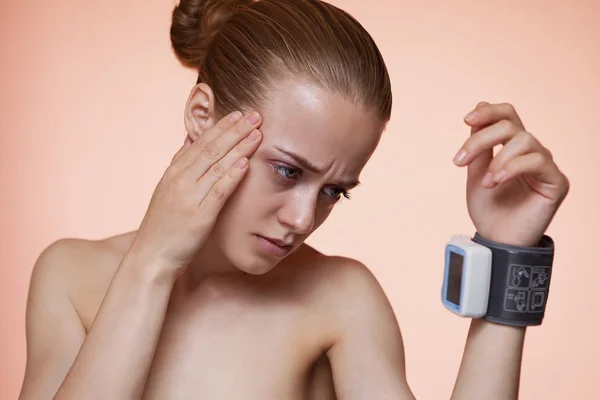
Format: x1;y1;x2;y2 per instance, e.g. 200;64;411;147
274;146;321;173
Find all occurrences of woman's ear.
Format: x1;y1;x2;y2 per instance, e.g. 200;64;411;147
183;82;217;140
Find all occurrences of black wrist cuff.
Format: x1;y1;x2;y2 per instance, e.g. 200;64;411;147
472;232;555;327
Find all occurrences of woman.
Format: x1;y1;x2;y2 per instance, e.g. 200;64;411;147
18;0;570;399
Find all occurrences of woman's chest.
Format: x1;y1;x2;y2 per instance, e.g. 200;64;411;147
141;291;327;399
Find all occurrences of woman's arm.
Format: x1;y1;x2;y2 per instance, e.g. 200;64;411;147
324;257;417;400
448;101;569;399
52;249;176;399
19;239;177;400
19;110;264;400
450;320;525;399
19;240;87;399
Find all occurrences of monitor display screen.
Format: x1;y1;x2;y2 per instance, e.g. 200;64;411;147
447;251;464;306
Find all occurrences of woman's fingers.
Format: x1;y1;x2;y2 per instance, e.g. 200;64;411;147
456;102;528;181
454;102;552;187
483;151;565;195
194;128;262;197
454;119;526;167
186;111;262;181
484;131;547;183
176;110;261;171
464;102;525;131
197;157;250;224
164;108;264;219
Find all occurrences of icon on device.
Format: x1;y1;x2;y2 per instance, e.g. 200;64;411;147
508;265;532;289
529;291;546;312
505;289;529;313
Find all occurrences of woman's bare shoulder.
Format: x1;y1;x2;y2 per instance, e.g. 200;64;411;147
278;245;391;342
280;244;382;301
285;244;374;278
33;231;138;330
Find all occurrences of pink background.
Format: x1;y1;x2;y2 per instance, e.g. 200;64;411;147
1;0;598;398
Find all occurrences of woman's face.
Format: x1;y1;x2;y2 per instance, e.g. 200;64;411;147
208;78;385;274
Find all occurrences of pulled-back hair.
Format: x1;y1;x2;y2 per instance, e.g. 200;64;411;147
171;0;392;122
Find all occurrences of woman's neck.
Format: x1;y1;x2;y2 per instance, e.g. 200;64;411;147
178;236;242;291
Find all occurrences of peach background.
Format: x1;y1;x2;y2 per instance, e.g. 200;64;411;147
1;0;599;398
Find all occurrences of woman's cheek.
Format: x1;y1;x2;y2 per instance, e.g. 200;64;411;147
312;204;334;230
236;164;279;206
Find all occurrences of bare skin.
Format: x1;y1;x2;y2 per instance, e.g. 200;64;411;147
22;231;346;399
19;78;414;400
18;71;570;399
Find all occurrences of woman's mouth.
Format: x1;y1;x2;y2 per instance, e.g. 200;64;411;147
253;234;293;257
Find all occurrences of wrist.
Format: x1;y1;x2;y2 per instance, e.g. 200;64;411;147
476;231;542;248
120;248;180;288
443;233;555;327
471;317;526;334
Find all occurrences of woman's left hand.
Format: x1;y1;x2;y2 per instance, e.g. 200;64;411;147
453;102;570;247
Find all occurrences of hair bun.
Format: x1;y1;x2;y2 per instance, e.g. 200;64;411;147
170;0;252;70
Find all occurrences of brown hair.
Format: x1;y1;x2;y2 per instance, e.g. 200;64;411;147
170;0;392;122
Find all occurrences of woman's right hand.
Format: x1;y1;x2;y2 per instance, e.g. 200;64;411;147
128;110;263;279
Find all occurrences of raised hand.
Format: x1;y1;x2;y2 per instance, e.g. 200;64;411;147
454;102;570;247
130;110;263;277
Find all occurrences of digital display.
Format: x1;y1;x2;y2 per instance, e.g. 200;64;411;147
447;251;464;306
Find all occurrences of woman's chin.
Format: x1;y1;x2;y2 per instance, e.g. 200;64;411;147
216;246;266;275
231;252;283;275
220;236;289;275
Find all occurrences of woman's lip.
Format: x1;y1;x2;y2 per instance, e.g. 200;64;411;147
261;236;292;247
254;235;292;257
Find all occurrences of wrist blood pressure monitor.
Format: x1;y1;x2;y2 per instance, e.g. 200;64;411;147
442;232;555;326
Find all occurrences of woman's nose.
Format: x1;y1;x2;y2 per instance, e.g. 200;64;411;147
277;194;317;235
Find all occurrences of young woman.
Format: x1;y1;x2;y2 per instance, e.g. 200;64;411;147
18;0;570;399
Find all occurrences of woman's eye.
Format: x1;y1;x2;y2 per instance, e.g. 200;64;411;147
273;164;299;180
270;163;351;201
324;187;351;200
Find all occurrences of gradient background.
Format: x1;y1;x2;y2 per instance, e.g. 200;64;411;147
1;0;598;399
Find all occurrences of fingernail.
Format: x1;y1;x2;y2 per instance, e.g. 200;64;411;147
229;111;243;123
237;157;249;169
453;150;467;165
482;171;494;186
246;129;260;142
246;112;260;125
464;111;478;123
494;170;507;182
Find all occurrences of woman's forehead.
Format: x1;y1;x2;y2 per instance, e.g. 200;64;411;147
258;79;384;164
